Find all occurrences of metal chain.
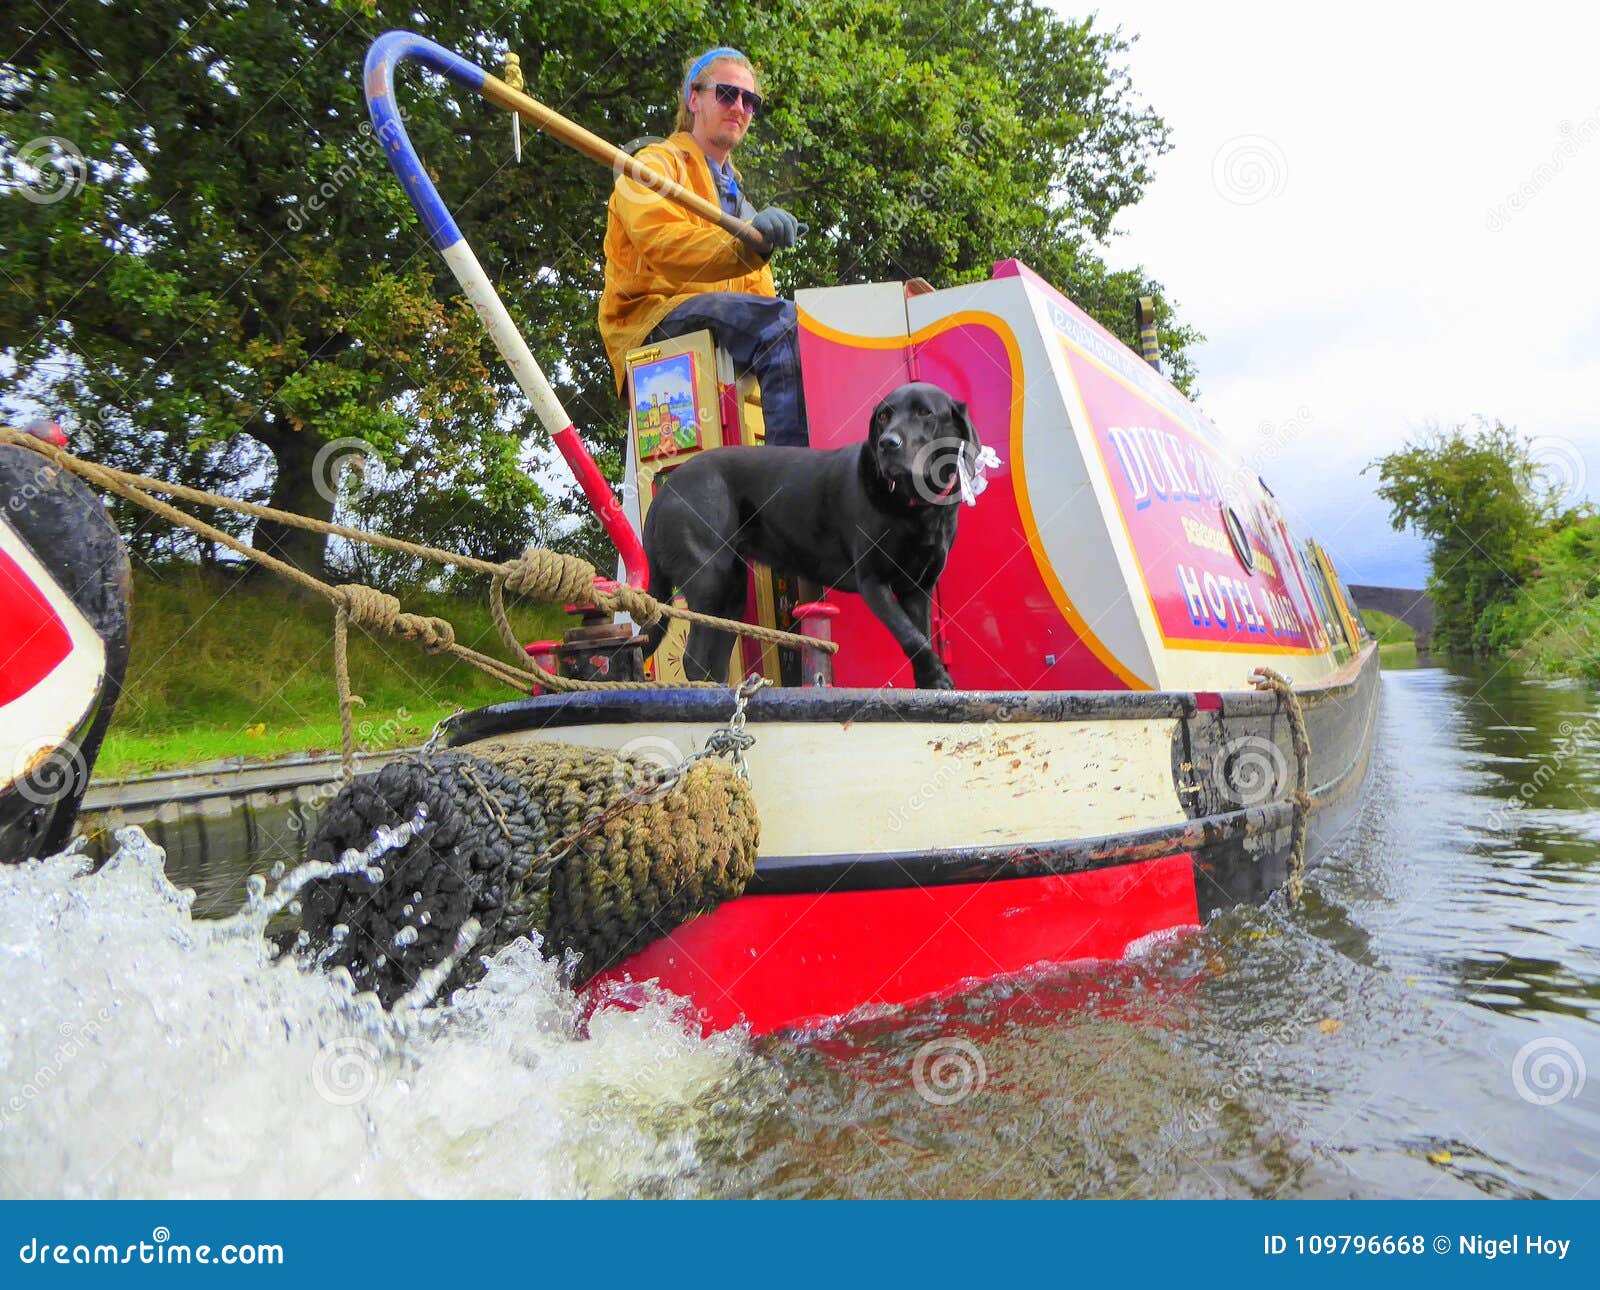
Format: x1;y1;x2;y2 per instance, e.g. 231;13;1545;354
420;708;465;757
691;670;768;781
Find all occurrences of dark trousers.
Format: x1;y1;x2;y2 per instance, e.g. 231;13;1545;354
649;293;809;447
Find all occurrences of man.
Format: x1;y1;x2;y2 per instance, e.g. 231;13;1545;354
599;47;808;446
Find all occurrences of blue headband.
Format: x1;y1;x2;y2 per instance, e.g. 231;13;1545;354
684;47;745;106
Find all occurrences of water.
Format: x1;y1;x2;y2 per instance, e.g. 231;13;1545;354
4;663;1599;1198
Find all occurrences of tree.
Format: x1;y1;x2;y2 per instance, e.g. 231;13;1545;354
3;0;1195;577
1367;419;1546;655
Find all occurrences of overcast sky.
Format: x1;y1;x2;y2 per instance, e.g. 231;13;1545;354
1063;1;1600;587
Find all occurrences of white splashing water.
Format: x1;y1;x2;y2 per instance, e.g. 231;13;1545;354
0;827;749;1199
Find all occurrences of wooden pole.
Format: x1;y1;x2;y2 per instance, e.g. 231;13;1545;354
478;75;768;252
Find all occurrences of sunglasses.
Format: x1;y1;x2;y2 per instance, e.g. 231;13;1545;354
697;81;764;117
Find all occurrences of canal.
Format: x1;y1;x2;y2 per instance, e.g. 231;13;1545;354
2;662;1597;1197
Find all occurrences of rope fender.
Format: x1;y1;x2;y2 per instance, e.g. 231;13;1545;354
297;740;759;1005
1249;666;1312;905
300;751;549;1006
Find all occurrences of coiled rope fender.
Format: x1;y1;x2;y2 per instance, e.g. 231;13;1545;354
472;738;759;980
300;751;550;1006
1250;666;1312;905
297;740;759;1006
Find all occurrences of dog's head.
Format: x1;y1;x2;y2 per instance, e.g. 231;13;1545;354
867;382;981;506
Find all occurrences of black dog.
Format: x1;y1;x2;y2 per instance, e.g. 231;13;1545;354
641;382;979;688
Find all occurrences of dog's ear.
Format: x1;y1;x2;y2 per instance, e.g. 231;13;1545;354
950;400;980;459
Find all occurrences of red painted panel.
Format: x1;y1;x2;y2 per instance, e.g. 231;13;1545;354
796;320;1132;691
917;325;1131;690
1060;348;1314;651
0;541;72;706
586;853;1200;1035
797;326;913;454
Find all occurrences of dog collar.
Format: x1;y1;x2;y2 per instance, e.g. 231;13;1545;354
896;474;961;508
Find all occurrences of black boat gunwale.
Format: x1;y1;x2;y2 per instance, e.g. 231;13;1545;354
444;641;1377;745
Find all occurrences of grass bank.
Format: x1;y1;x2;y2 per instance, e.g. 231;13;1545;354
1361;608;1418;668
98;566;572;777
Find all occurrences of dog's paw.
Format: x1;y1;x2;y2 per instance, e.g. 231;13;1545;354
914;660;955;690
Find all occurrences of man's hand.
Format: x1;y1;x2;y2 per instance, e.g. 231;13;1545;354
751;206;800;255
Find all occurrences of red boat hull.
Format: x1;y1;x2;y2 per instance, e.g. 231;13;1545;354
586;852;1200;1035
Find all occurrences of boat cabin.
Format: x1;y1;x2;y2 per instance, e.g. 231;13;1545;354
621;259;1367;695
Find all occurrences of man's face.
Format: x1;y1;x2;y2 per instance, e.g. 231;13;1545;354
690;61;757;154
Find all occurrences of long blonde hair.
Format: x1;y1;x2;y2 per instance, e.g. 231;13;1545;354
674;51;763;134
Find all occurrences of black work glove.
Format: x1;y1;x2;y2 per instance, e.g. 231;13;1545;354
751;205;800;255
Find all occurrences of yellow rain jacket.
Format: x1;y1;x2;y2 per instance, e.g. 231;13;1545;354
599;131;774;392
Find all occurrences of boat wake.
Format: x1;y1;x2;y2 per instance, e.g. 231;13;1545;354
0;827;751;1199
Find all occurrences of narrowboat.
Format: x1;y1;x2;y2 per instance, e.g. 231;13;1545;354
0;34;1381;1044
349;32;1380;1031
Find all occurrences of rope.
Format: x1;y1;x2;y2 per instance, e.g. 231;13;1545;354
477;739;759;979
334;583;456;653
501;50;525;93
484;577;692;692
332;603;361;786
1250;667;1312;905
0;426;832;653
0;426;834;763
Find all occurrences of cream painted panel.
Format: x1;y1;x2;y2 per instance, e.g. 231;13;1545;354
482;716;1186;858
794;281;909;339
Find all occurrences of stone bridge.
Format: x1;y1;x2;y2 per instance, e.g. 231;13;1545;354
1348;584;1435;650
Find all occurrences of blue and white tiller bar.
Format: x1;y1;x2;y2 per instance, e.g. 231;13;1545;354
361;31;768;587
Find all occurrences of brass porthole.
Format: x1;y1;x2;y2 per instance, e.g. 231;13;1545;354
1221;504;1255;573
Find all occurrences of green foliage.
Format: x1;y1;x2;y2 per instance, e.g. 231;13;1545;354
1497;515;1600;680
100;564;571;773
1366;419;1547;656
720;0;1202;389
4;0;1197;577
